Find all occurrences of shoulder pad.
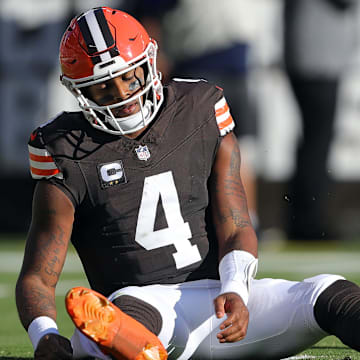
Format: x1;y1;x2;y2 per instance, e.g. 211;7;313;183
169;78;235;136
169;77;219;104
170;77;209;92
172;77;208;83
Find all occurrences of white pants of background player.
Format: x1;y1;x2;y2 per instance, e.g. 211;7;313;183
71;274;344;360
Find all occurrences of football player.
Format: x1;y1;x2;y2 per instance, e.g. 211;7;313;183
16;7;360;360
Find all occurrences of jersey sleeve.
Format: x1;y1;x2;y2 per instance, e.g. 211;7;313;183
28;130;63;180
214;95;235;136
27;127;86;208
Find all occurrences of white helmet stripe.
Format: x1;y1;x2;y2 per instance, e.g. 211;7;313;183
84;10;111;62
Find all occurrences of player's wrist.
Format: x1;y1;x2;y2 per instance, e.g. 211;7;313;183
218;250;258;305
219;279;250;303
28;316;59;350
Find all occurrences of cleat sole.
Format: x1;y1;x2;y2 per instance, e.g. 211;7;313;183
65;286;168;360
66;287;116;343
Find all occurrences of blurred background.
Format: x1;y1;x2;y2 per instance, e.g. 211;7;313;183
2;0;360;243
2;2;360;355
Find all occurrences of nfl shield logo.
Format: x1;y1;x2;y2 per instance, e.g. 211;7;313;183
135;145;151;161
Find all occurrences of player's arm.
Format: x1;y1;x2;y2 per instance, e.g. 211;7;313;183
15;181;75;359
208;131;258;343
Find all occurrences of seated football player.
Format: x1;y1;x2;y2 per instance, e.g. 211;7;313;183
16;6;360;360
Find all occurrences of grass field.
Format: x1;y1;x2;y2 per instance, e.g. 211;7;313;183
0;234;359;359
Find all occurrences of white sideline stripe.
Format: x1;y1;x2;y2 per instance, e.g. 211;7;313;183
0;252;83;273
282;356;327;359
0;284;10;299
2;251;359;274
258;252;360;274
0;280;87;299
2;251;358;301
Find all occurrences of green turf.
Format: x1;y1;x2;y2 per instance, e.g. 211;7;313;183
1;234;359;359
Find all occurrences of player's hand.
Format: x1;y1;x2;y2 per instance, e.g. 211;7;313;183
213;292;249;343
34;333;73;359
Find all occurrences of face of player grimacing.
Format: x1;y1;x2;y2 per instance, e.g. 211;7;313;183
86;66;145;118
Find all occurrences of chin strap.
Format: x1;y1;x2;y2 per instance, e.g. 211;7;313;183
106;99;152;134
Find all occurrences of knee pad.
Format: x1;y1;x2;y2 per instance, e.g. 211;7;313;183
113;295;163;336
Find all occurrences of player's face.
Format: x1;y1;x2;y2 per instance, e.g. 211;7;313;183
85;66;145;118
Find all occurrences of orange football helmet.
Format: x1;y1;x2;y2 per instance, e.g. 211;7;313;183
60;7;163;135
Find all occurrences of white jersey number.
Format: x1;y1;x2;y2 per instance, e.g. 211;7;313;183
135;171;201;269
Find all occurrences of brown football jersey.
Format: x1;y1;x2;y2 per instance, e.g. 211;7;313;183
28;79;235;295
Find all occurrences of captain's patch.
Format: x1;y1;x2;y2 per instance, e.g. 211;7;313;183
97;160;127;188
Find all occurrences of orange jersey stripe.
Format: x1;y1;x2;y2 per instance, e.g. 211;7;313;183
30;166;60;176
218;114;234;130
29;152;54;162
215;102;229;117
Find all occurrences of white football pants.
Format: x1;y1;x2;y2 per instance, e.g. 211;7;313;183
71;274;344;360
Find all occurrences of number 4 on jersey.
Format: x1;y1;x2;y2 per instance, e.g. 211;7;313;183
135;171;201;269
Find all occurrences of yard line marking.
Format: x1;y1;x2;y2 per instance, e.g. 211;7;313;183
258;252;360;274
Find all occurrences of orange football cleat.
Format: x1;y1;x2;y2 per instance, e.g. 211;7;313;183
65;287;167;360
